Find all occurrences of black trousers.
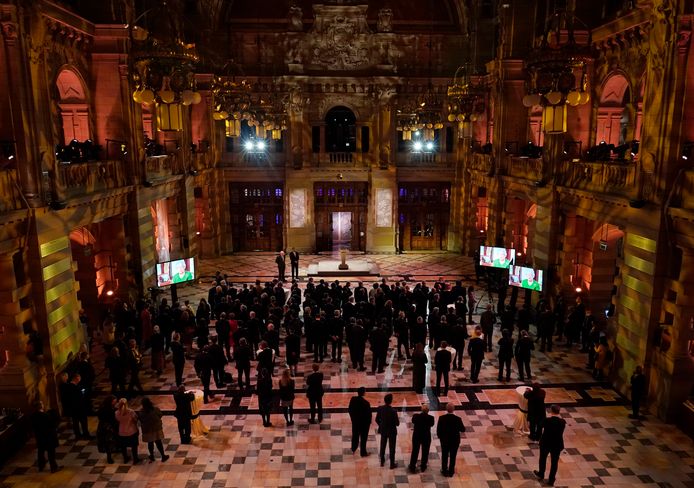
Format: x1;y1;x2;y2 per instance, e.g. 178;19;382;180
174;362;184;387
436;370;449;396
440;441;459;474
498;357;512;380
470;356;483;381
538;447;561;483
309;397;323;421
409;435;431;469
331;339;342;361
517;357;531;380
37;445;57;471
632;396;641;417
351;423;369;455
237;364;251;387
372;350;386;372
291;263;299;279
314;341;327;362
452;344;464;369
177;417;191;443
147;439;165;458
397;337;410;358
277;266;285;281
111;379;126;397
529;416;544;441
482;327;493;351
213;366;225;387
200;374;212;402
71;414;89;437
128;370;143;394
379;433;397;465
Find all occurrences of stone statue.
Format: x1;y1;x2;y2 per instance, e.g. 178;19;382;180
377;8;393;33
288;5;303;32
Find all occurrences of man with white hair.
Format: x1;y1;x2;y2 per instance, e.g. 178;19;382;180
408;403;434;473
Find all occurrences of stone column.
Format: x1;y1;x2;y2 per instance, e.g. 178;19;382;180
1;13;41;206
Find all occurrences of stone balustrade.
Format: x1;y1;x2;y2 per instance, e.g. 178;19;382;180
0;168;24;213
312;152;366;167
558;159;638;199
469;153;493;174
504;156;543;181
192;151;215;171
145;153;183;181
57;159;128;200
395;152;454;167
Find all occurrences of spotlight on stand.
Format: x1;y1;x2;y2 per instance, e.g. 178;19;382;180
412;141;423;152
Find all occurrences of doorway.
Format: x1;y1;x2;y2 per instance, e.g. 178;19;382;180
332;212;352;251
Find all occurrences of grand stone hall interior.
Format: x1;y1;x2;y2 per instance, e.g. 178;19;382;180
1;0;694;486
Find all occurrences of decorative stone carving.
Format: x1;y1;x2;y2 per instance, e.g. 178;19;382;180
375;188;393;228
1;21;18;41
289;188;307;228
288;5;303;32
377;8;393;33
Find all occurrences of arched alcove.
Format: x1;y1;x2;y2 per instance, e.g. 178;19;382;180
56;69;90;143
325;106;357;153
597;74;631;146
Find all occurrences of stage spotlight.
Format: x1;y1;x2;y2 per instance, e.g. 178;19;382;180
425;141;434;151
413;141;423;152
575;287;582;293
244;140;255;151
256;140;267;151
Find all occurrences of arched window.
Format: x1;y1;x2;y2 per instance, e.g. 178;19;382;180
56;69;90;143
325;106;356;152
597;74;630;146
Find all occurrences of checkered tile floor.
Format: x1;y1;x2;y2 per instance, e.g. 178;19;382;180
2;253;694;487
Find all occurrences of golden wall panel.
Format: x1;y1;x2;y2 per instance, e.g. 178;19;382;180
41;258;72;282
44;279;74;304
625;233;657;253
40;236;69;258
47;301;74;327
624;253;655;275
621;273;653;296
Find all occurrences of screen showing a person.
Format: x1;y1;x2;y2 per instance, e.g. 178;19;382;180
508;266;543;291
479;246;515;269
156;258;195;287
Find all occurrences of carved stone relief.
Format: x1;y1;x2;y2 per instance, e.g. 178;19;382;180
375;188;393;228
290;188;307;228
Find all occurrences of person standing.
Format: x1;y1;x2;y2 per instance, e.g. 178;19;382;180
348;387;372;457
436;403;466;477
235;337;252;388
480;304;496;352
115;398;140;464
467;286;476;323
31;401;60;473
349;319;367;371
306;363;325;423
434;341;452;397
289;248;300;280
173;386;195;444
208;336;227;388
630;365;646;419
369;325;388;374
412;343;428;394
126;339;144;396
105;347;126;397
278;368;296;426
65;373;91;439
96;395;119;464
138;397;169;462
515;330;534;381
468;329;486;383
375;393;400;469
534;404;566;487
275;250;286;281
194;346;214;403
257;367;274;427
285;328;301;377
497;328;514;382
329;310;345;363
215;313;232;362
408;403;434;473
525;382;546;441
170;333;186;387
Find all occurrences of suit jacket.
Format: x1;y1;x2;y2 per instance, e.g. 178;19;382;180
434;348;452;372
524;388;546;421
348;395;372;426
173;390;195;419
436;413;466;446
411;412;435;441
468;337;486;358
540;415;566;453
289;251;299;264
375;404;399;436
306;371;324;399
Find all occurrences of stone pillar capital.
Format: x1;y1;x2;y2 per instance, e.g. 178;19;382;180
1;21;18;43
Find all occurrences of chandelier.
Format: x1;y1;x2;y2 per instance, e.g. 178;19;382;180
447;65;486;138
129;3;201;132
396;84;444;142
521;9;592;134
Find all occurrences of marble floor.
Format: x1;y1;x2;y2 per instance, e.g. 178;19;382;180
2;253;694;487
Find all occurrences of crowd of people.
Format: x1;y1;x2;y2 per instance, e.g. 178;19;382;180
31;271;641;485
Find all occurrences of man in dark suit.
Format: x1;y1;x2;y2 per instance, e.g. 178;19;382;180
64;373;91;439
525;382;546;441
408;403;434;473
289;248;300;280
434;341;452;396
306;363;325;423
369;325;388;373
275;251;286;281
534;404;566;486
375;393;399;468
173;385;195;444
436;403;466;477
348;387;372;456
31;401;60;473
194;346;214;403
468;330;486;383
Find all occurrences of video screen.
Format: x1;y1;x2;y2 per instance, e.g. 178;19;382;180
156;258;195;287
508;266;543;291
479;246;515;269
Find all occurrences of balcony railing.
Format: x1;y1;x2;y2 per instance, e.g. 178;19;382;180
312;152;368;167
469;153;494;174
192;151;215;171
220;151;284;167
0;168;24;213
503;156;543;181
395;152;454;167
57;159;129;200
145;153;184;181
557;159;638;199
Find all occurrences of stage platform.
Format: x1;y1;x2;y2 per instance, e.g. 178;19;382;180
306;259;380;277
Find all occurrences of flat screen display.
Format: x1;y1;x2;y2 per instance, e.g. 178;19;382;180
479;246;515;269
156;258;195;287
508;266;543;291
